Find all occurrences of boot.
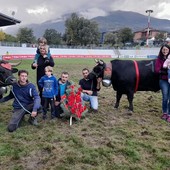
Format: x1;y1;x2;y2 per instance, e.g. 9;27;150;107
28;116;38;126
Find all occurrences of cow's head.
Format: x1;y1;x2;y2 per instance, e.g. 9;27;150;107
88;59;106;80
0;60;21;86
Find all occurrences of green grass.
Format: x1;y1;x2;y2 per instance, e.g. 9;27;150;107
0;58;170;170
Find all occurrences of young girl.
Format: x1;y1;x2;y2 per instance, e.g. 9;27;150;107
33;37;51;64
38;66;58;120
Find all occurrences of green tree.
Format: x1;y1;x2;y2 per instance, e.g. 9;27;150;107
65;13;100;46
104;32;116;46
155;32;166;42
0;30;6;41
64;13;79;45
117;27;134;45
43;29;62;45
4;34;17;42
17;27;36;43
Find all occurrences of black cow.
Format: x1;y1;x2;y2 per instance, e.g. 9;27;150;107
0;60;20;98
88;59;160;112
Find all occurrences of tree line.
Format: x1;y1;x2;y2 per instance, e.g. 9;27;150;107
0;13;135;47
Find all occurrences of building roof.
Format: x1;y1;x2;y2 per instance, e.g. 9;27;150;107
0;12;21;27
134;27;165;33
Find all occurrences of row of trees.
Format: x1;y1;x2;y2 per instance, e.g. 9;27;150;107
0;13;135;47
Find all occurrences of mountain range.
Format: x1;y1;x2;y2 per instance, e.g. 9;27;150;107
5;10;170;38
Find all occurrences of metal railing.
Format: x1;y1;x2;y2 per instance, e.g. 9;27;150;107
0;41;162;49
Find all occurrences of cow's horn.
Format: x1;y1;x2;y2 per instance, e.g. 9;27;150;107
99;60;104;65
9;60;22;67
94;59;99;63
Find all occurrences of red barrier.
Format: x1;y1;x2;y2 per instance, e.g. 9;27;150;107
2;54;111;60
3;55;34;60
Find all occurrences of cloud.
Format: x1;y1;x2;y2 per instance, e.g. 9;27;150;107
1;0;170;27
27;7;48;15
156;2;170;19
79;8;108;19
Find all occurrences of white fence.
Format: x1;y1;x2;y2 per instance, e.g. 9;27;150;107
0;46;160;59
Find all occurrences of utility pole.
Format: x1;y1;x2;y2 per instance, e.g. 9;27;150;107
146;9;153;47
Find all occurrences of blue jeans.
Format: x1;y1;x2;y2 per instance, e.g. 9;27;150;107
168;69;170;80
81;93;98;110
159;79;170;115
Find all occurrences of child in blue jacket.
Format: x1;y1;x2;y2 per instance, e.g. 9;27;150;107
38;66;58;119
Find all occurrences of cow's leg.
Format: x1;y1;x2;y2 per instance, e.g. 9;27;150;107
127;91;134;112
114;91;122;109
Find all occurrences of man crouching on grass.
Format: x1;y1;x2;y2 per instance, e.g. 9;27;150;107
0;70;41;132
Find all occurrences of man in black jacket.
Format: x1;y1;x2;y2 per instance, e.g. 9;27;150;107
79;68;102;112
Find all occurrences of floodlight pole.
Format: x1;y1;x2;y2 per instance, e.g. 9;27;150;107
146;10;153;47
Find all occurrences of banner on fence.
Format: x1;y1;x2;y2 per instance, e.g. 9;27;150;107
2;54;111;60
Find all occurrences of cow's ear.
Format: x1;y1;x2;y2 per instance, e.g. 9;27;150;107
94;59;99;63
12;68;18;73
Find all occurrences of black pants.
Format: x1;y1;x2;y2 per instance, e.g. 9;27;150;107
55;104;63;118
38;85;44;105
43;98;56;119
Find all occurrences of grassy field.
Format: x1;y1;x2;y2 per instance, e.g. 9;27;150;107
0;58;170;170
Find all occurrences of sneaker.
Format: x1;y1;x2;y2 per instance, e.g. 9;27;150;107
37;106;43;114
42;114;47;120
7;124;17;132
92;109;98;113
161;113;168;120
166;116;170;123
50;118;57;123
28;117;38;126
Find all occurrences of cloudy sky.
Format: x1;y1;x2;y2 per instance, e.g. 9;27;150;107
1;0;170;26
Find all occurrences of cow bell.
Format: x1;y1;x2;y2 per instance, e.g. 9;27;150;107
102;79;111;87
0;86;7;95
